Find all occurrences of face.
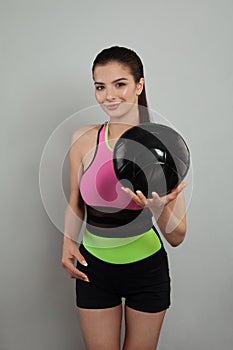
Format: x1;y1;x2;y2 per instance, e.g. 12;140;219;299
93;61;144;121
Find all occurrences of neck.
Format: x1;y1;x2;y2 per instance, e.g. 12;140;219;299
108;105;140;131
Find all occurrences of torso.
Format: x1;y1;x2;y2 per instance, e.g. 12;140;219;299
74;121;163;264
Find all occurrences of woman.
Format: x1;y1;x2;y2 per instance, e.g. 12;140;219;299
62;46;187;350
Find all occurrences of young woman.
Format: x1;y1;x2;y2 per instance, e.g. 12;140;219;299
62;46;187;350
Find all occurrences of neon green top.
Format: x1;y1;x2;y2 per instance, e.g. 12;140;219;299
83;227;162;264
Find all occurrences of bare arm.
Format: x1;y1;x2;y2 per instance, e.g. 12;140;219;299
61;130;89;281
155;188;186;247
64;133;85;242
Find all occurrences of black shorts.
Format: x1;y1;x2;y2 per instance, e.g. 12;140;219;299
75;244;171;313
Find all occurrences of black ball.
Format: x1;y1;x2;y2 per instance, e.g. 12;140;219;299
113;122;190;197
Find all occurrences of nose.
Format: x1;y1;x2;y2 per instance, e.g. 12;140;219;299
105;86;116;101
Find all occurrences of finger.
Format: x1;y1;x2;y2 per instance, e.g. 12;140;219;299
151;191;160;200
76;252;88;267
121;187;145;206
171;182;187;194
69;245;89;267
135;190;147;206
151;192;165;205
154;182;186;205
149;192;167;210
121;186;135;197
63;259;90;281
166;183;187;202
178;182;187;192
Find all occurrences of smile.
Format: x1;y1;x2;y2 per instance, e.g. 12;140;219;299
104;103;121;110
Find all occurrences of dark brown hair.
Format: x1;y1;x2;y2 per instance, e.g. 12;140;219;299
92;46;150;123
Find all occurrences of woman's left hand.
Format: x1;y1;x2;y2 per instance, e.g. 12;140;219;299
122;182;187;217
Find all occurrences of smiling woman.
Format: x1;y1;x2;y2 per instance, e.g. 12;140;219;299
92;46;150;124
93;62;144;123
61;46;187;350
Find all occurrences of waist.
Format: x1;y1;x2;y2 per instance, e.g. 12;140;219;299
82;226;163;264
86;205;153;238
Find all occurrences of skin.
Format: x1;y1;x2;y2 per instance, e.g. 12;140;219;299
62;61;187;349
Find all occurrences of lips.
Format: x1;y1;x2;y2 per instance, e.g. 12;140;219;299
104;103;121;110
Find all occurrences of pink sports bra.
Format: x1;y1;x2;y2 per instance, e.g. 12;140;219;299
80;122;141;210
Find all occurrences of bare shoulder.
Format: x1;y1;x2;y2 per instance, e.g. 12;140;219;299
71;124;102;145
70;123;103;162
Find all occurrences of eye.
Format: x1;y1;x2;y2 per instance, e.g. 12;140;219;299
116;82;126;88
95;85;105;91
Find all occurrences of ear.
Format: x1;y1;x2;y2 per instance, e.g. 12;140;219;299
136;77;144;95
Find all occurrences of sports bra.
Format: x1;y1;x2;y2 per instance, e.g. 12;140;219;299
79;122;162;263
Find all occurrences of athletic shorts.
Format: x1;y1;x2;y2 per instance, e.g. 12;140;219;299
75;243;171;313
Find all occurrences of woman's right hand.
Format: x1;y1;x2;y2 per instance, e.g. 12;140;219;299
61;237;90;282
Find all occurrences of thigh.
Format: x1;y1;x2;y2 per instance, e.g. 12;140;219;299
123;306;166;350
77;304;123;350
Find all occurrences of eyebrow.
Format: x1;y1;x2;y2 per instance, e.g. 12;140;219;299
94;78;128;85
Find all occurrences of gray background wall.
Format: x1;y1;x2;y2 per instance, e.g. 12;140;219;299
1;0;233;349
